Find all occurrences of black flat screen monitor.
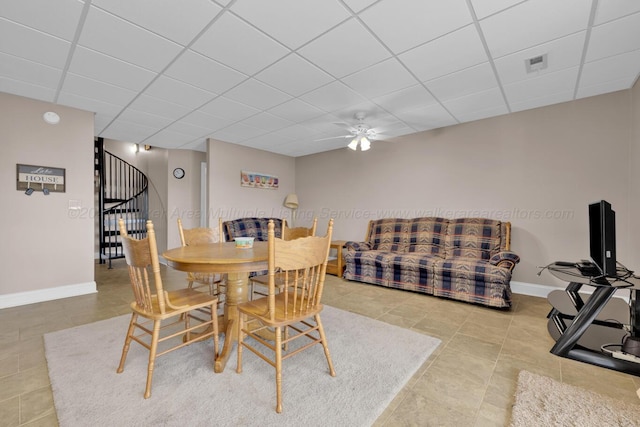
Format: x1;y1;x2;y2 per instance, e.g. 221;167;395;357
589;200;616;277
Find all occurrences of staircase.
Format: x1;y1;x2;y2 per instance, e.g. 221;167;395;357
95;138;149;268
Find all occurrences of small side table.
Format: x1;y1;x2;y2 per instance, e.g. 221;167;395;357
326;240;346;276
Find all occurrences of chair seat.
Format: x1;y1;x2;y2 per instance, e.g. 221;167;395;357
131;288;219;320
238;292;323;327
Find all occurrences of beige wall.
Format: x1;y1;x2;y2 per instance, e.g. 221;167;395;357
0;92;95;301
207;139;297;230
629;80;640;264
296;90;635;288
167;150;207;249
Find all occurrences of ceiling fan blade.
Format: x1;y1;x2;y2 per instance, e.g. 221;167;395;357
314;135;351;142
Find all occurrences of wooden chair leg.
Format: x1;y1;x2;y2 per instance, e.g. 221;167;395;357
275;326;283;414
316;314;336;377
236;313;244;373
117;313;137;374
211;302;219;358
144;320;161;399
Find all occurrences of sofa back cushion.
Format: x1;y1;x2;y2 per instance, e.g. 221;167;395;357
407;217;448;257
367;218;410;252
445;218;502;261
223;217;283;242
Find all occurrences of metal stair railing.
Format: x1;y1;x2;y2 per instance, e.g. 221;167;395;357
95;138;149;268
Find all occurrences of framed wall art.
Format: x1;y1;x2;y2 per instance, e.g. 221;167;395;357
240;170;278;189
17;164;66;193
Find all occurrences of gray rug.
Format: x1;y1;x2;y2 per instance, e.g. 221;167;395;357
45;305;440;427
511;370;640;427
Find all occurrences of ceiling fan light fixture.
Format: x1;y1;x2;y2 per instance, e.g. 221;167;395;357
360;137;370;151
348;139;358;150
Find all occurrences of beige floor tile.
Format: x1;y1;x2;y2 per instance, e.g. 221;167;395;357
0;396;20;427
19;387;54;425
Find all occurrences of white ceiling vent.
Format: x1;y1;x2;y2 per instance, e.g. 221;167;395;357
525;54;548;73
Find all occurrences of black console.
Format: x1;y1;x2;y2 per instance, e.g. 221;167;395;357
546;261;640;376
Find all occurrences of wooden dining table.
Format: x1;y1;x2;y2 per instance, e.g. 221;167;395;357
163;241;268;373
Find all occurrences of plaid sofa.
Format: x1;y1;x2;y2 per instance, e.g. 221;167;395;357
222;217;283;242
343;217;520;308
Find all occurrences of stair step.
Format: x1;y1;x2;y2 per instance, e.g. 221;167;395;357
104;208;140;214
102;229;146;237
100;242;123;249
104;198;128;203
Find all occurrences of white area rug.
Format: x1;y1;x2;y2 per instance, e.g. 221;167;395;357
511;370;640;427
45;305;440;427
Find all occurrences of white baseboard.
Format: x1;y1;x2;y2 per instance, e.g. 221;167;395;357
0;281;97;309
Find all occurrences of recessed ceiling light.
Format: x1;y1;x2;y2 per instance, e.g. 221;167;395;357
43;111;60;125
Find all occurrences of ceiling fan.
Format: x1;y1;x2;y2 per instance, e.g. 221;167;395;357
317;112;385;151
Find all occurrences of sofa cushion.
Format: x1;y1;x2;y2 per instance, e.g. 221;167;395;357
445;218;502;261
407;217;448;257
432;258;512;308
388;254;436;294
368;218;410;250
343;250;393;286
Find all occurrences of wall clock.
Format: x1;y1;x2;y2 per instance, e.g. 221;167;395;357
173;167;185;179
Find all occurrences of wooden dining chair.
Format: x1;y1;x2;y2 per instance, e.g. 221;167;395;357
177;218;225;304
117;218;219;399
249;218;318;299
236;219;335;413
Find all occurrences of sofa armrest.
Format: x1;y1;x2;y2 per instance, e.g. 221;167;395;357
345;241;371;251
489;251;520;272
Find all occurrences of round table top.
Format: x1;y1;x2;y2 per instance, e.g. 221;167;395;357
163;241;268;274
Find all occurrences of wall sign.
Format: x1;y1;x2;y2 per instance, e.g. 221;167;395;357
17;164;66;193
240;170;278;189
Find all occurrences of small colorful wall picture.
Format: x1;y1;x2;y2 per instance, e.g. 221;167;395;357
241;170;278;189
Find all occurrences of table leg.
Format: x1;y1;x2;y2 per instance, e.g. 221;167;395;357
215;271;249;373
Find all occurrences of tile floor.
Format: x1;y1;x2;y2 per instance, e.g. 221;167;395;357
1;261;639;426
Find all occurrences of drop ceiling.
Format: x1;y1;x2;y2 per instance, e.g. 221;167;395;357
1;0;639;157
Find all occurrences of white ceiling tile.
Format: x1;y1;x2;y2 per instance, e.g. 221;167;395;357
299;114;347;133
481;0;591;58
373;85;437;115
268;99;326;122
576;77;637;100
586;13;640;62
224;79;292;111
504;67;578;106
144;75;215;109
442;87;508;123
199;96;260;121
180;110;234;131
300;81;367;112
191;12;289;75
394;103;458;131
0;76;56;102
0;18;70;69
342;58;417;99
178;139;207;152
164;121;212;138
1;0;84;41
230;0;350;50
57;91;123;116
399;24;488;82
426;62;498;101
61;73;137;107
342;0;378;13
94;114;115;134
99;119;158;143
270;124;323;141
510;91;574;113
143;128;195;147
469;0;523;20
211;123;265;142
298;19;390;78
239;112;293;133
494;32;585;85
0;52;61;89
255;54;334;97
68;47;156;91
117;108;174;129
91;0;222;46
127;94;191;120
579;49;640;91
594;2;640;25
164;50;247;94
78;7;182;72
359;0;473;53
